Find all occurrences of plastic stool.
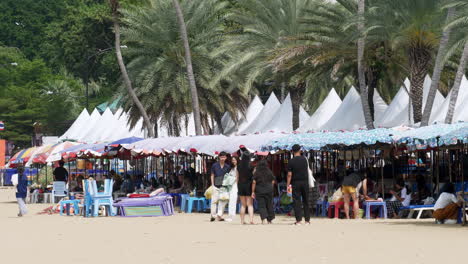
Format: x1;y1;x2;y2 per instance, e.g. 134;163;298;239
180;194;190;211
315;200;329;217
186;197;205;213
59;200;80;216
363;201;387;219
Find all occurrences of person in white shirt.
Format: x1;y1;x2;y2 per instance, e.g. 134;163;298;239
433;183;462;224
386;179;411;218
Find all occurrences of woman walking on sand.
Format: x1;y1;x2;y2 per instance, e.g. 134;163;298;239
237;150;255;224
252;160;275;224
223;156;238;222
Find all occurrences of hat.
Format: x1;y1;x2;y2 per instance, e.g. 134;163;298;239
292;144;301;152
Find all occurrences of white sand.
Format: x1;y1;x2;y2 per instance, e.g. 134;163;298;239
0;187;466;264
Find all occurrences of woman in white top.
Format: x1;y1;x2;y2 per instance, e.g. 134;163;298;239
433;183;462;224
386;179;411;218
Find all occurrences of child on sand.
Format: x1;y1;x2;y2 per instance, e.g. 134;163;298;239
16;167;28;217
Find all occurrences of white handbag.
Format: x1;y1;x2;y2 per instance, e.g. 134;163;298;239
305;158;315;188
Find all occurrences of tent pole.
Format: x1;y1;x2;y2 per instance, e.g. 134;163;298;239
462;144;466;226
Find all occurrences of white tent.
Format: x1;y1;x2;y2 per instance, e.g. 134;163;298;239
219;95;264;135
74;108;101;142
259;93;309;133
373;89;388;122
320;86;365;131
59;108;90;140
375;75;445;127
81;108;115;143
241;93;281;134
375;79;411;127
430;75;468;124
298;88;342;132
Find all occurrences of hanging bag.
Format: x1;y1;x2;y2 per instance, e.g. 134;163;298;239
305;158;315;188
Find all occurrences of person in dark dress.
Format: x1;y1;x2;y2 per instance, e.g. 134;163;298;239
252;160;275;224
53;160;68;182
237;150;255;225
286;144;310;225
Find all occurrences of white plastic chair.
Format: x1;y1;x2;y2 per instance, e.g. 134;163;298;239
52;181;67;203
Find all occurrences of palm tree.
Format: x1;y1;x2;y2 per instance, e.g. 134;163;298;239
108;0;154;137
445;0;468;123
171;0;202;135
357;0;374;129
366;0;445;123
214;0;315;130
421;7;455;126
119;0;249;135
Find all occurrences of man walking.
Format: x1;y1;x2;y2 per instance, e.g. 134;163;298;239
210;152;231;222
16;166;28;217
287;144;310;225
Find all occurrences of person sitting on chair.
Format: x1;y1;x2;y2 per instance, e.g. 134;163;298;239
433;183;463;224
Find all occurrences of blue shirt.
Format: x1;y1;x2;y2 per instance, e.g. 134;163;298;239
16;174;28;198
211;162;231;187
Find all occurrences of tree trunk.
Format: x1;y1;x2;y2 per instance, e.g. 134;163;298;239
172;0;202;136
445;41;468;124
409;47;431;124
357;0;374;129
291;82;306;131
213;111;224;135
421;8;455;126
109;0;154;137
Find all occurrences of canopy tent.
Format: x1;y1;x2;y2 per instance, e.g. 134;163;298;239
298;88;342;132
75;108;101;142
219;95;264;135
320;86;366;131
259;93;309;133
375;79;410;128
81;108;115;143
241;93;281;134
373;89;388;122
375;76;445;127
59;108;90;141
430;75;468;124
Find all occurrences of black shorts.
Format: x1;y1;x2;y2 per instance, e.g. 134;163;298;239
237;182;252;196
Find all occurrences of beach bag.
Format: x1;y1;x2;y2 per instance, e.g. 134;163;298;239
306;159;315;188
204;186;214;199
219;187;230;201
222;171;236;187
11;174;18;186
280;193;293;205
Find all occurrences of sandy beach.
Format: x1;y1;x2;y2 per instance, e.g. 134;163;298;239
0;188;466;264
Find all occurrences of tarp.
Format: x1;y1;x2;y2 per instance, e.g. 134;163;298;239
59;108;90;140
298;88;342;132
109;137;144;146
45;141;81;162
259;93;309;133
241;93;281;134
320;86;365;131
430;75;468;124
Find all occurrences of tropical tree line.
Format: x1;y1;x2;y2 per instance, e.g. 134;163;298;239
1;0;468;146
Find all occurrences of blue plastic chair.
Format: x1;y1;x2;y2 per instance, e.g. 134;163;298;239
180;194;190;211
363;201;387;219
86;179;116;217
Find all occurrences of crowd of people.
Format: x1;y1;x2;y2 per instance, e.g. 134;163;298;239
12;144;466;224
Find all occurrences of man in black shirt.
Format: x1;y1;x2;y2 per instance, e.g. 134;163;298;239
53;160;68;182
286;144;310;225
